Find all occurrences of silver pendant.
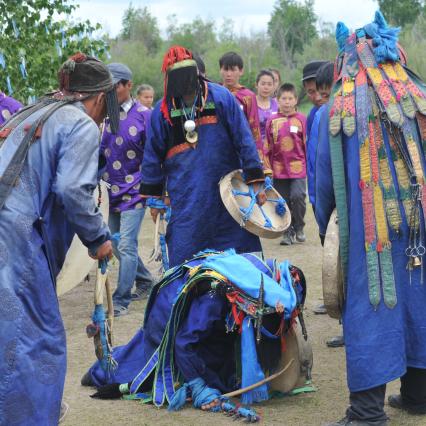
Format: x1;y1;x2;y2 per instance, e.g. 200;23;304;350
184;119;196;133
186;130;198;144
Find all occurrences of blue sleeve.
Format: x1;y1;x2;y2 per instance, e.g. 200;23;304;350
52;116;110;252
140;104;167;196
314;106;335;236
215;85;264;182
307;109;321;207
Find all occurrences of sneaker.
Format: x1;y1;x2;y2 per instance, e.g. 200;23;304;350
295;230;306;242
326;335;345;348
113;305;129;317
131;286;150;301
313;304;328;314
280;232;293;246
59;401;69;423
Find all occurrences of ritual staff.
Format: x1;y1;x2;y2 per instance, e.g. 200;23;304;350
0;90;22;125
100;63;153;317
139;46;266;267
315;12;426;425
219;51;270;172
0;53;116;425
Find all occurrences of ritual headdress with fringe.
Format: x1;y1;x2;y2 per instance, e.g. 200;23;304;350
160;46;199;124
327;11;426;311
58;52;120;133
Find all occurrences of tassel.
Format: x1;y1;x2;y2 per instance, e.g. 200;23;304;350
161;46;192;73
168;383;189;411
240;317;269;405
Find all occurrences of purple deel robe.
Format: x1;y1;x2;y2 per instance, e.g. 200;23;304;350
100;100;151;213
0;92;22;125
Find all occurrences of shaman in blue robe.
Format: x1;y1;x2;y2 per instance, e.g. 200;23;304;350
140;82;263;267
87;251;299;409
315;104;426;392
0;103;110;425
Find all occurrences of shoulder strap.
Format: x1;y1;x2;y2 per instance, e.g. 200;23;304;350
0;100;69;211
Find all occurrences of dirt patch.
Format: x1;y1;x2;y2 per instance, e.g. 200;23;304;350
60;209;422;425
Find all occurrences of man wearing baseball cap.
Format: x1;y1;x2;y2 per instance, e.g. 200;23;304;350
100;63;153;317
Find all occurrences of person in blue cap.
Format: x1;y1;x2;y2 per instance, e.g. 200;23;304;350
100;62;154;317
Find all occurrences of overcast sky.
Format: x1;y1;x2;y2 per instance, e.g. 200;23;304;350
72;0;378;37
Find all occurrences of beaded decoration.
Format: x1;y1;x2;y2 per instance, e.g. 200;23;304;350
328;30;426;308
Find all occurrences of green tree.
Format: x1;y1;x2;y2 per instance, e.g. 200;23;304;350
120;3;161;54
268;0;317;69
166;16;217;55
378;0;423;27
0;0;108;102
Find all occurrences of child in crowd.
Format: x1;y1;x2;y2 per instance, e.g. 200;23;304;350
269;67;282;98
265;83;307;245
136;84;155;110
219;52;268;171
255;69;278;148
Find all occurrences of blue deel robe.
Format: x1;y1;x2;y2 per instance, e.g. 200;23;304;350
0;103;110;425
306;104;319;139
315;106;426;392
140;82;263;267
306;105;324;208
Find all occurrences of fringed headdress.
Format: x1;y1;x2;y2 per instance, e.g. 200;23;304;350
160;46;198;124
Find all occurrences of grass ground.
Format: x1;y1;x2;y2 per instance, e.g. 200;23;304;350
60;208;424;426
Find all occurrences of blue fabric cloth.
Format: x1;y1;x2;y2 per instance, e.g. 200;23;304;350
174;291;236;392
141;82;262;267
203;252;297;319
306;105;325;207
108;207;153;308
315;104;426;392
88;253;295;399
306;105;319;139
0;103;110;425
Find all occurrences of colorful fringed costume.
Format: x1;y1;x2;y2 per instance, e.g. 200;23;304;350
86;251;308;419
315;12;426;392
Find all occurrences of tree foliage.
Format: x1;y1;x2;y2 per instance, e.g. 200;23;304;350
0;0;109;102
268;0;318;69
378;0;424;27
120;3;161;54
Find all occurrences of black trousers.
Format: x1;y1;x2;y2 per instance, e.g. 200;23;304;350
347;367;426;422
274;178;306;232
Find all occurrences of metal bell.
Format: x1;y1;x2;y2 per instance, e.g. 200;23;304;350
413;256;422;267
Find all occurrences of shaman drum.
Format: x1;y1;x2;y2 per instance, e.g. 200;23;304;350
322;209;344;319
56;182;109;296
219;169;291;239
269;320;313;393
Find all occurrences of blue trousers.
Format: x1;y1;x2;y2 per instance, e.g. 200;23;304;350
108;208;153;308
